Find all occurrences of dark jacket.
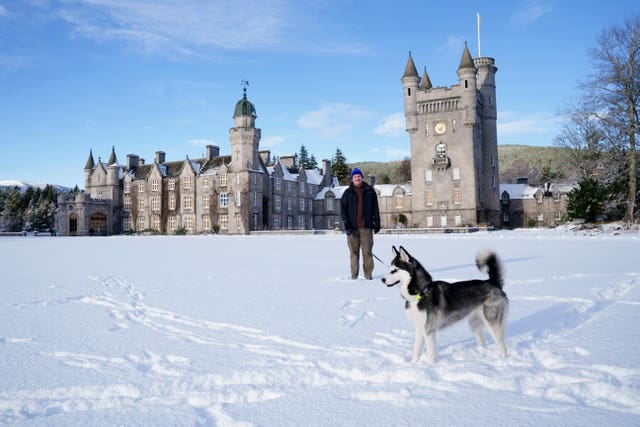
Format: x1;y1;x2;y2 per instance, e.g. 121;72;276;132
340;182;380;234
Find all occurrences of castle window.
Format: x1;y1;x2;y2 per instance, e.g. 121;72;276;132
220;173;227;187
184;195;192;209
236;191;242;206
491;176;496;189
453;187;461;204
455;213;462;225
203;177;209;188
183;177;192;190
427;215;433;227
408;88;411;96
490;155;495;168
298;216;305;229
275;195;281;212
275;178;281;191
137;217;146;231
287;198;292;212
139;182;145;193
425;170;432;182
236;214;242;229
124;196;131;212
168;179;175;191
169;216;176;230
453;168;460;181
123;217;130;231
274;215;281;229
184;215;194;231
139;198;145;212
426;190;433;206
299;198;305;212
169;194;176;210
395;195;404;209
151;179;160;192
152;215;160;230
203;194;210;208
220;193;228;207
151;196;161;211
555;211;561;221
464;80;468;89
537;212;544;222
553;191;561;202
203;215;211;230
124;182;130;193
219;214;228;230
326;197;334;212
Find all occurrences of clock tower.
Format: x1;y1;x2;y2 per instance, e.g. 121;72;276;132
402;44;500;227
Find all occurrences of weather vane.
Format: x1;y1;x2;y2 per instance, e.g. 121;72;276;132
241;79;249;95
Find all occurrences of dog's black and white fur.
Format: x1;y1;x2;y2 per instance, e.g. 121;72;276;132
381;246;508;363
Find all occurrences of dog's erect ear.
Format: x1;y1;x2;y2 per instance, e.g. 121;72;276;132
399;246;411;263
392;246;399;258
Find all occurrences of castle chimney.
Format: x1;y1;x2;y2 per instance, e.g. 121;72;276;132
206;145;219;160
126;154;139;170
155;151;166;164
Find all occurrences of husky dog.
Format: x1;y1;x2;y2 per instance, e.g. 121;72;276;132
381;246;508;364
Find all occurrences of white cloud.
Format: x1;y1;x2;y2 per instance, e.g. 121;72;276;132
54;0;292;59
298;103;373;138
0;5;7;16
498;111;562;136
261;135;286;148
373;113;405;138
508;0;553;28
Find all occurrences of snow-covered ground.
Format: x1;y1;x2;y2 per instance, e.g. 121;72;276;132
1;228;639;426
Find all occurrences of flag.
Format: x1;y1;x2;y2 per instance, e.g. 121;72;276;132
477;12;480;25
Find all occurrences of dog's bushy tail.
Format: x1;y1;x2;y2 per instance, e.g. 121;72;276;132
476;250;503;288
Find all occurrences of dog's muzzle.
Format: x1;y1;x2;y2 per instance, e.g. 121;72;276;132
381;277;400;287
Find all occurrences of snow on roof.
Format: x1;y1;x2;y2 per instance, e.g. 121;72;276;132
500;184;538;199
315;185;348;200
304;169;324;185
374;183;412;197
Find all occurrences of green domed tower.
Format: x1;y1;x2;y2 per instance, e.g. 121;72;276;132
229;83;261;172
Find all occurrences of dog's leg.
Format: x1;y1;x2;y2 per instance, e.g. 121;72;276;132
483;301;508;358
411;327;424;363
425;330;436;364
468;311;486;348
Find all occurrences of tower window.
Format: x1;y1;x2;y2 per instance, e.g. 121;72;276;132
407;88;411;96
464;80;468;89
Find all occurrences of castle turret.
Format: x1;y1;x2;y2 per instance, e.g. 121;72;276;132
457;43;478;126
229;85;261;172
401;52;420;133
84;149;95;189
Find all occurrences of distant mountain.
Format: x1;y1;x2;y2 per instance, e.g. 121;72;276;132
0;180;71;193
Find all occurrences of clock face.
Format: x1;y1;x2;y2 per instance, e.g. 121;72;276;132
434;121;446;135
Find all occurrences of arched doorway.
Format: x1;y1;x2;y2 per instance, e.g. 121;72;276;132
90;212;107;236
69;213;78;235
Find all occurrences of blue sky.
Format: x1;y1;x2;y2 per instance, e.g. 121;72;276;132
0;0;637;188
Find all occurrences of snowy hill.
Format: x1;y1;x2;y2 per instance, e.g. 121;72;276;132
0;179;71;192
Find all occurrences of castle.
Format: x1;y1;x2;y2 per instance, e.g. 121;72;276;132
55;46;505;236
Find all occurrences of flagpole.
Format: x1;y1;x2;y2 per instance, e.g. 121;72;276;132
477;12;481;57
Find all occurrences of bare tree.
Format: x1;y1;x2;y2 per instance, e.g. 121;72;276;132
582;16;639;223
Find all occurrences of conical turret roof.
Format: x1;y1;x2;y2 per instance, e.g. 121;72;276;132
457;43;476;70
84;149;95;170
402;52;419;79
419;67;433;89
107;146;117;166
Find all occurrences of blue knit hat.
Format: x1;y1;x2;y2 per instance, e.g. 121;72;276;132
350;167;363;179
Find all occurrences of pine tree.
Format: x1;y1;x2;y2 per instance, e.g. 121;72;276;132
567;178;605;222
309;154;318;169
332;147;349;185
298;145;310;169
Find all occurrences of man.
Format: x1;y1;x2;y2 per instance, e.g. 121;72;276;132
340;167;381;280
